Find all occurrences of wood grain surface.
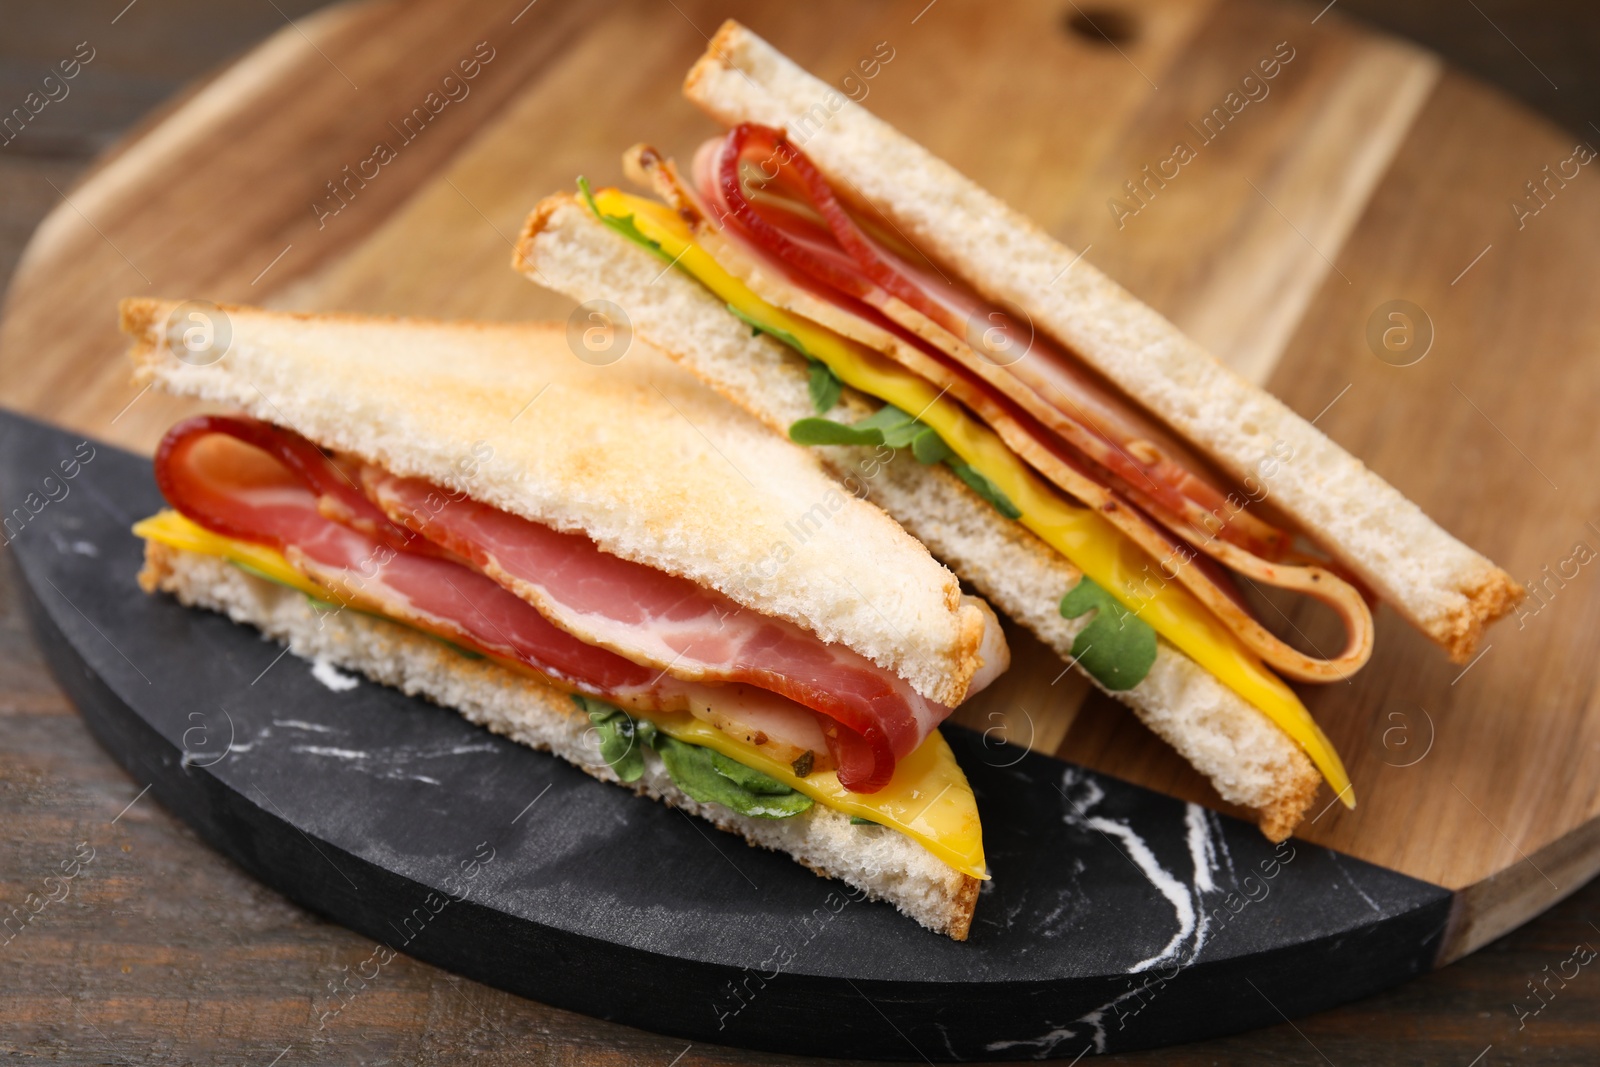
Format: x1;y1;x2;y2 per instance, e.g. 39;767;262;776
2;0;1598;1062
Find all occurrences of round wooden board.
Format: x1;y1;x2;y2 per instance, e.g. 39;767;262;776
1;0;1596;990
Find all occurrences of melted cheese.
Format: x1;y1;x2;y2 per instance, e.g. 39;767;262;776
652;713;984;877
134;509;989;877
594;189;1353;806
135;510;327;597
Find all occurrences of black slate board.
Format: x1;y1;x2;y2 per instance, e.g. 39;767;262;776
0;409;1452;1060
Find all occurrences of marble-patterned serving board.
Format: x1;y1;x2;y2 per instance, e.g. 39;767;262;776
1;410;1451;1059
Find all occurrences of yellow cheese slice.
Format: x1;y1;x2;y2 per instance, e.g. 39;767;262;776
135;510;327;597
651;713;984;877
594;188;1353;807
134;509;989;877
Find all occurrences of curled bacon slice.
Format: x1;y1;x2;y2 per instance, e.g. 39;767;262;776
362;470;954;791
156;415;441;557
157;416;670;697
673;125;1376;683
154;416;958;791
698;127;1276;548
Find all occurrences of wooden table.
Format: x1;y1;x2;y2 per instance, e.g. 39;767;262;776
2;1;1598;1063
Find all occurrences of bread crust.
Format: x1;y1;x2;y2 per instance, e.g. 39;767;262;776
681;20;1523;663
516;194;1321;840
139;541;980;938
120;297;987;707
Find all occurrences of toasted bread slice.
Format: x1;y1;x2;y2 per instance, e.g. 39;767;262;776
140;542;979;938
120;299;988;708
681;19;1521;663
516;194;1320;840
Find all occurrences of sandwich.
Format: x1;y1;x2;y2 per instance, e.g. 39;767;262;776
513;21;1524;839
120;298;1010;939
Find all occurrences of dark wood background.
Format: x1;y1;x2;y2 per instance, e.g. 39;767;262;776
2;2;1597;1064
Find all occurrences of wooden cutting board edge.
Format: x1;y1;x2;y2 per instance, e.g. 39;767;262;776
1445;812;1600;963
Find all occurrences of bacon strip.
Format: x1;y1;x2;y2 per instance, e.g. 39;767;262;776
699;127;1283;551
362;470;952;791
158;417;670;697
660;127;1376;683
154;416;953;791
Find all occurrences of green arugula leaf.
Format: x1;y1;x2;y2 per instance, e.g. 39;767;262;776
654;735;814;818
788;405;929;448
725;304;843;413
725;303;808;355
807;359;843;414
572;696;811;817
788;417;882;447
947;458;1023;519
709;750;797;795
575;695;655;782
849;815;879;826
577;176;674;265
788;403;1023;520
910;427;953;465
854;404;925;448
1058;578;1157;691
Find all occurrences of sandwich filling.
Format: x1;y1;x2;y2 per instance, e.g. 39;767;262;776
663;126;1376;685
572;132;1359;806
140;415;996;834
